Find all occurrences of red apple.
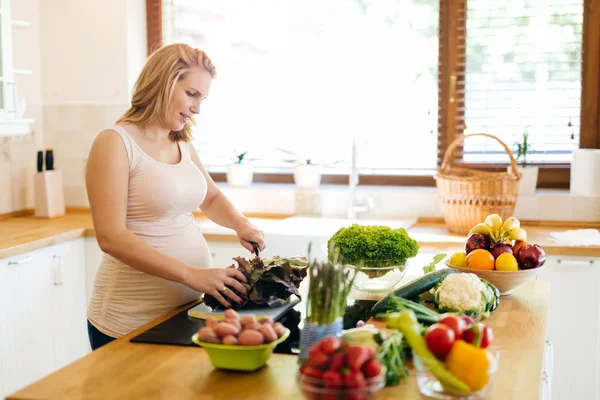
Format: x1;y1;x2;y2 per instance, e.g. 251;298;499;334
465;233;492;254
517;244;547;269
491;244;513;259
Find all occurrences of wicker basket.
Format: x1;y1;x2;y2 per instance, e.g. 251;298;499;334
435;133;522;235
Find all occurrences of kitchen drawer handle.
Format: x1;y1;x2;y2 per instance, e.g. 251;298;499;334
8;256;32;265
53;255;63;286
556;259;595;266
544;340;553;382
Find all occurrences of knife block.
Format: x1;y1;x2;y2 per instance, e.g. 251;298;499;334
34;170;65;218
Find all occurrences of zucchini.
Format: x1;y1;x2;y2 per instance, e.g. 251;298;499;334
370;268;460;318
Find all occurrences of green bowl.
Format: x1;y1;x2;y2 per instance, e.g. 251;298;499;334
191;328;290;371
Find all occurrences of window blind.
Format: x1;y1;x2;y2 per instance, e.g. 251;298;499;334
459;0;584;165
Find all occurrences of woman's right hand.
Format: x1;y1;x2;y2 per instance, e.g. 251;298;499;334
184;267;248;308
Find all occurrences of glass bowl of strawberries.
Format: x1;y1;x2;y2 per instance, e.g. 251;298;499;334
297;336;386;400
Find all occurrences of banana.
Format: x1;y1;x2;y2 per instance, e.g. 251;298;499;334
507;227;527;242
502;216;520;233
485;214;503;231
468;222;494;238
484;214;503;242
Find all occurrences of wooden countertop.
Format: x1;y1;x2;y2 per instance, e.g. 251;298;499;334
7;280;550;400
1;211;599;259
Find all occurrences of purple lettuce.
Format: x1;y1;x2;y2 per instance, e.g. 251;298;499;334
203;255;308;310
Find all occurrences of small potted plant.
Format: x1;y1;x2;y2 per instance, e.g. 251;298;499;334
226;151;258;188
277;148;341;189
512;128;538;195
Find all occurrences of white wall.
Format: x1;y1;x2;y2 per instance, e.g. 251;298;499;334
39;0;130;105
40;0;147;206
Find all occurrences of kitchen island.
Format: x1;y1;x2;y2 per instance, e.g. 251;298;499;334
7;280;549;400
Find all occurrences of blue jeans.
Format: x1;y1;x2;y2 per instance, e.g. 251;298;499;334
87;320;116;350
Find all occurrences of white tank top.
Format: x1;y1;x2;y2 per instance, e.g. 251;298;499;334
87;125;212;338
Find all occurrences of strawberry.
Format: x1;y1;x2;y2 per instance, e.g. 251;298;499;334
307;344;321;360
343;369;366;389
308;350;330;369
322;370;343;388
303;366;323;380
346;345;371;371
319;336;341;354
362;359;382;378
328;353;345;372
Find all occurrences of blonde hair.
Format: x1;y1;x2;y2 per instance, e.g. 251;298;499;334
116;43;216;142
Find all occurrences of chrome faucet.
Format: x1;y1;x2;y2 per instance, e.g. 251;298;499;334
347;140;374;219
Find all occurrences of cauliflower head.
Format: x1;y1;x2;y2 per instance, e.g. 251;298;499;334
430;273;499;318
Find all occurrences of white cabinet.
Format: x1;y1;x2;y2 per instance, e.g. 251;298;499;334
51;238;89;370
0;246;56;398
84;237;104;305
206;240;249;268
0;239;89;399
537;255;600;400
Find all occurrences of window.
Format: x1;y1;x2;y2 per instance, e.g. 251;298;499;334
162;0;440;176
0;0;16;117
152;0;600;187
462;0;583;164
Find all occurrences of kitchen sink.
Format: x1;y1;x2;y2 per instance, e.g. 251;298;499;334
272;217;416;236
260;216;417;261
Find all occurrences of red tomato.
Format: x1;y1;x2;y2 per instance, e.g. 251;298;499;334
463;323;494;348
461;315;475;327
319;336;341;354
425;323;456;358
362;359;382;378
439;314;467;338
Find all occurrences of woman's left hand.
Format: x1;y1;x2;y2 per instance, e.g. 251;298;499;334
234;219;265;255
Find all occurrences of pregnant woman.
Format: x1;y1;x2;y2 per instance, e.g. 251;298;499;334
85;43;265;350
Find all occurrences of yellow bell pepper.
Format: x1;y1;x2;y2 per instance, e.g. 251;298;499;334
445;340;491;392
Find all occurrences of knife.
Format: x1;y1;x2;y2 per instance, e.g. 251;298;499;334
45;148;54;171
37;151;44;173
250;241;260;257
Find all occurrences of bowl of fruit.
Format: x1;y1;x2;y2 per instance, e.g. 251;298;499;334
191;309;290;371
297;336;386;400
388;310;499;399
445;214;547;295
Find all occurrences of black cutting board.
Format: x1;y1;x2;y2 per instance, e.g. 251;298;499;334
130;304;205;346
